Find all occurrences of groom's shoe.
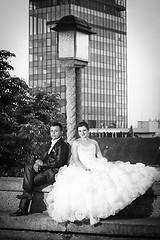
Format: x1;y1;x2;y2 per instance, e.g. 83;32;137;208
16;192;32;200
9;209;28;217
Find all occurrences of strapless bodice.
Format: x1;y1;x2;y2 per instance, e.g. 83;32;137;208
77;143;96;165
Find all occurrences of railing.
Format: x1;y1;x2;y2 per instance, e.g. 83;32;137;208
89;131;132;138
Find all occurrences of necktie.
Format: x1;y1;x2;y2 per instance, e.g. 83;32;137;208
48;140;55;154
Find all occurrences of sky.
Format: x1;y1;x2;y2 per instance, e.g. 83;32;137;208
0;0;160;127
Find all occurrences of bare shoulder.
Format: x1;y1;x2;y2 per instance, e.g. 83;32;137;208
72;139;79;147
90;139;98;145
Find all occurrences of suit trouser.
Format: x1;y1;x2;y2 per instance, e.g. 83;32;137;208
19;164;58;211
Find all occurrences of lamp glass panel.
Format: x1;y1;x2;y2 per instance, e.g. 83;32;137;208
59;31;74;58
76;32;89;61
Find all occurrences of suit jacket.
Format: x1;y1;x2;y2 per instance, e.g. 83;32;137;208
42;137;69;170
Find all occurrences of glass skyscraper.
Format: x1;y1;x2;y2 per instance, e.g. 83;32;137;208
29;0;127;128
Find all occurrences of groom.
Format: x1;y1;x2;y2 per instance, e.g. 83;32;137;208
10;121;69;216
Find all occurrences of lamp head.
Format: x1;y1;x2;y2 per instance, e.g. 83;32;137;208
51;15;96;63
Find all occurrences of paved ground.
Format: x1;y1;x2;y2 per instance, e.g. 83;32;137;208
0;211;160;239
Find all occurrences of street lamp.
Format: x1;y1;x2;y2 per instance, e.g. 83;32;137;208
52;15;95;144
52;15;95;64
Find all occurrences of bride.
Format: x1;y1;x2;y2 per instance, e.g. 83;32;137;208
46;121;160;225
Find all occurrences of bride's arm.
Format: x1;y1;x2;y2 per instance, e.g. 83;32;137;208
72;141;91;172
94;140;104;158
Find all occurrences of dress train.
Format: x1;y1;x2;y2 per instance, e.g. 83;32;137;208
46;143;160;225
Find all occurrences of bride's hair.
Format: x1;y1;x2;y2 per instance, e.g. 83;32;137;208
77;120;89;130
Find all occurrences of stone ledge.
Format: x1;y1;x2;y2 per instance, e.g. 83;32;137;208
0;165;160;194
1;175;160;196
0;177;53;213
0;212;160;239
0;177;52;192
0;173;160;216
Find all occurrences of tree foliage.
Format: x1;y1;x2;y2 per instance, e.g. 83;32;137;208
0;50;15;79
128;125;134;138
0;50;65;176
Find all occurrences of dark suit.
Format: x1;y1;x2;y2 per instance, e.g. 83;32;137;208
19;137;69;211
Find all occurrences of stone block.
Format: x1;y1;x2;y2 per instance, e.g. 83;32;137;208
0;177;160;218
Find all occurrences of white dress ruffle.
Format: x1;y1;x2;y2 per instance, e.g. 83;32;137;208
46;143;160;225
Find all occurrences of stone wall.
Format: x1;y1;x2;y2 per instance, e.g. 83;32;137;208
94;137;160;165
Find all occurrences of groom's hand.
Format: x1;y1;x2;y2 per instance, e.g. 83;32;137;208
33;163;41;172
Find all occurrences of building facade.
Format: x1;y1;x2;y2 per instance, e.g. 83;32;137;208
29;0;127;128
134;120;160;137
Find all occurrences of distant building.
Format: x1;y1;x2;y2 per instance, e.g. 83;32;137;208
29;0;127;128
89;120;160;138
134;120;160;138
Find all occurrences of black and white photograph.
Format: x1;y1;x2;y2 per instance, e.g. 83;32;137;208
0;0;160;239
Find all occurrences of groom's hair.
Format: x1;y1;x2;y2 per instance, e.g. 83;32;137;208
51;121;63;131
77;121;89;130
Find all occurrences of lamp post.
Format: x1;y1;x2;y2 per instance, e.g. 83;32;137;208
52;15;95;144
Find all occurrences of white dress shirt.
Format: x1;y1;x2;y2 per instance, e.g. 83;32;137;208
48;138;60;154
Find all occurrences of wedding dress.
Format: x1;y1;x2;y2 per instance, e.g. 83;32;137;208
46;143;160;225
